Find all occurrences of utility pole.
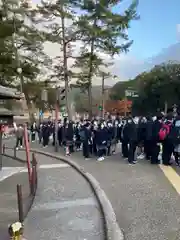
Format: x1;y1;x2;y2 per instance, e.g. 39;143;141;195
101;73;105;119
54;88;59;152
54;87;65;152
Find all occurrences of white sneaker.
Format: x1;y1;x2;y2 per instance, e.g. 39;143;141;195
139;154;144;159
20;146;23;149
16;147;19;150
97;157;104;162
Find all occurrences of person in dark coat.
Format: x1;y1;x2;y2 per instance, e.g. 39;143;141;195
92;122;98;156
74;122;81;151
107;122;114;155
42;122;50;147
162;115;174;166
151;115;162;164
137;117;147;159
121;119;129;158
65;121;74;154
96;123;108;161
58;121;63;146
144;116;153;160
81;123;91;159
126;117;138;164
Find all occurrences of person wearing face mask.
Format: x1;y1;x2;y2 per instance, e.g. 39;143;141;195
126;117;138;165
42;122;50;148
74;122;81;151
144;116;153;160
137;117;147;160
81;122;91;160
151;114;163;164
111;120;119;154
107;122;114;155
121;119;129;159
58;121;63;146
92;121;98;156
66;121;74;154
96;123;108;161
161;115;174;165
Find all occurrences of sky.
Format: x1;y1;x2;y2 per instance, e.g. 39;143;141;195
115;0;180;59
32;0;180;82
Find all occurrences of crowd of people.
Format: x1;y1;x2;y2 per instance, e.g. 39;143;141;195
14;113;180;166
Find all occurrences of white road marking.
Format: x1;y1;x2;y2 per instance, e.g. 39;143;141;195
20;163;70;172
32;197;97;211
0;207;18;213
0;167;25;182
39;163;70;169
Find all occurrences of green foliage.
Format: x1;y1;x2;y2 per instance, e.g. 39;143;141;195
74;91;100;114
74;0;138;115
110;78;138;100
111;62;180;115
0;0;47;88
73;51;106;92
0;0;138;117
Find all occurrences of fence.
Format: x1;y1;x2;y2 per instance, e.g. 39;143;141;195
2;145;38;223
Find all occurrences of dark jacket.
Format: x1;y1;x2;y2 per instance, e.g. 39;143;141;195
145;120;153;141
96;128;108;146
126;122;138;142
152;120;162;142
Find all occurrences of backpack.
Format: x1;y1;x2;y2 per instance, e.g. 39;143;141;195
158;123;171;141
79;129;85;141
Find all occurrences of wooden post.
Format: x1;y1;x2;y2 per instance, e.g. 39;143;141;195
17;184;24;223
32;152;37;167
2;144;5;154
31;166;36;195
14;147;17;158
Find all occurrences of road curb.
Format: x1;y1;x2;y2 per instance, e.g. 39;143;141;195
28;148;124;240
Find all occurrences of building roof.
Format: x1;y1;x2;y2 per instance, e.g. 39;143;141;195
0;86;22;100
0;107;14;116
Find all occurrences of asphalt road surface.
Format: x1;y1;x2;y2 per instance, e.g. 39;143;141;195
4;138;180;240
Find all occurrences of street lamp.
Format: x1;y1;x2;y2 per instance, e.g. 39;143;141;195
17;67;22;74
16;67;23;92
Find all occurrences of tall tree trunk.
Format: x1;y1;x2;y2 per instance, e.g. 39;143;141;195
61;10;72;120
101;73;105;119
24;91;35;123
87;38;95;119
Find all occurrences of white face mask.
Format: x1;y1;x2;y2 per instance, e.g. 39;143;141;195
101;124;104;129
128;119;132;123
152;116;157;121
133;117;139;124
142;117;147;123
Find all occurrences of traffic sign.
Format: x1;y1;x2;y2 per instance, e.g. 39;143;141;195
39;110;43;117
125;89;138;98
99;105;103;111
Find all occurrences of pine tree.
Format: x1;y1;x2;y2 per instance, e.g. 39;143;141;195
73;51;105;92
0;0;49;120
31;0;81;120
76;0;139;117
0;0;19;86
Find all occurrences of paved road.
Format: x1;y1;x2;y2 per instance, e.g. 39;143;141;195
0;170;30;240
3;140;105;239
4;139;180;240
23;156;104;240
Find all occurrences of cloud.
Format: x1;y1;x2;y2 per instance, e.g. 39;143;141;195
177;24;180;40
